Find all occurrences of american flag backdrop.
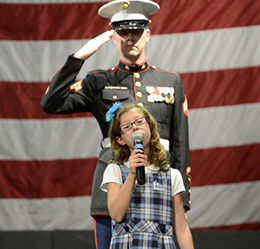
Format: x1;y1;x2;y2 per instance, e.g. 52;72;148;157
0;0;260;248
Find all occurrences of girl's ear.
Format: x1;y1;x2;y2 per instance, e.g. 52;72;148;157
116;136;125;146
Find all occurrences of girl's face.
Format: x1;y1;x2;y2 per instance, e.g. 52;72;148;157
116;108;151;153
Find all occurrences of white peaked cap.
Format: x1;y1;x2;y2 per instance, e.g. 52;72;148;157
98;0;160;23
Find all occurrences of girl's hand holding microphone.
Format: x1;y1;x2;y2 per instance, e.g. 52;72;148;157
129;149;147;177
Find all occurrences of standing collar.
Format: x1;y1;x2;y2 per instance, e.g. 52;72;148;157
118;60;149;73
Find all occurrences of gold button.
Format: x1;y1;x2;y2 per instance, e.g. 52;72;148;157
188;178;191;181
111;66;115;71
189;190;191;193
125;65;130;70
137;92;142;98
141;64;146;69
112;95;118;100
136;81;141;87
134;73;140;79
189;201;191;204
122;1;130;9
138;102;143;107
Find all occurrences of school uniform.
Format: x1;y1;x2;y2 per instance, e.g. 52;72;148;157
101;162;185;249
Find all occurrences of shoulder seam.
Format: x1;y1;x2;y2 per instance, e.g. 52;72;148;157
151;67;178;76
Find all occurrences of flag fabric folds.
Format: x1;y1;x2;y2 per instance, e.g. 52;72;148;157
0;0;260;240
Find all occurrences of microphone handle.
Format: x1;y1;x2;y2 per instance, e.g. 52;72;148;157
136;166;145;185
133;142;145;185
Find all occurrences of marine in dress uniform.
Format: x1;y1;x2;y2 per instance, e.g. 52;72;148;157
40;0;191;248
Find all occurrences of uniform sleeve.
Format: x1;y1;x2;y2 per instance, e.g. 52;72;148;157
171;75;191;210
171;168;186;197
40;55;94;114
100;163;123;192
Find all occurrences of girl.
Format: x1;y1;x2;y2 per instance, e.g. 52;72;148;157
101;103;194;249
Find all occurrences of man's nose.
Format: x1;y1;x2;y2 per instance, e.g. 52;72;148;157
126;32;134;40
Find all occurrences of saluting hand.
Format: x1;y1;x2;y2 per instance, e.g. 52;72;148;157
74;30;114;60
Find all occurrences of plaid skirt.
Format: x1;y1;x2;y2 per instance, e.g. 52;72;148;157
110;220;175;249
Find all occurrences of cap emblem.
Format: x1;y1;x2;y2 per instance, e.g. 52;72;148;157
121;1;130;10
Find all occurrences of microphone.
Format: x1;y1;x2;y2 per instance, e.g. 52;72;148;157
131;133;145;185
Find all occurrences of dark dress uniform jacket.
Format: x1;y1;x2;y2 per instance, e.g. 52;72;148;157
41;55;191;215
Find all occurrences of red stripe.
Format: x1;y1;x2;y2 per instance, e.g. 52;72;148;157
1;144;259;198
192;223;260;231
0;158;97;198
191;144;260;187
1;66;259;119
93;217;98;249
181;66;260;109
153;0;260;34
1;0;260;40
0;2;106;40
0;82;92;119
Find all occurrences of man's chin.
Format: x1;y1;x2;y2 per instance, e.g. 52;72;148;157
124;51;140;58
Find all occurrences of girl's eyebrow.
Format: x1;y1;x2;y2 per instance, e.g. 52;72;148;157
121;115;144;123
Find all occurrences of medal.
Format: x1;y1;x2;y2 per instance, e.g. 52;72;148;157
157;87;164;102
170;94;175;104
164;95;170;104
157;94;165;102
152;94;158;102
146;86;155;102
169;87;175;104
163;87;170;104
147;95;154;102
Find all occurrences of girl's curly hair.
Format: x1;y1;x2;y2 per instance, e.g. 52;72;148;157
108;102;169;172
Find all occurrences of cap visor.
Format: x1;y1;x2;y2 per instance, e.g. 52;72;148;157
111;20;149;31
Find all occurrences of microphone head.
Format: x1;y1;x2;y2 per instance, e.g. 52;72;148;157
131;133;144;144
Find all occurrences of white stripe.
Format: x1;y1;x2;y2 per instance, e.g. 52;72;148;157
148;25;260;73
189;102;260;150
188;181;260;228
0;117;102;160
0;196;94;231
0;103;259;160
1;181;259;230
1;26;260;82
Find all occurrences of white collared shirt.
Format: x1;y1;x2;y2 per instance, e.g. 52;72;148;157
100;160;185;197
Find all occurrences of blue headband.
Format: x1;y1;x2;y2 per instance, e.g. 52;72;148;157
105;102;122;123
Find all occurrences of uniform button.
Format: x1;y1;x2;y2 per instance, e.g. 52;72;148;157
136;81;141;87
111;66;115;71
137;92;142;98
125;65;130;70
189;190;191;193
189;201;191;204
141;64;146;70
188;178;191;181
138;102;143;107
112;95;118;100
134;73;140;79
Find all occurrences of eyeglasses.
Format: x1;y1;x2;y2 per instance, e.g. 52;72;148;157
116;29;144;37
120;117;148;134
